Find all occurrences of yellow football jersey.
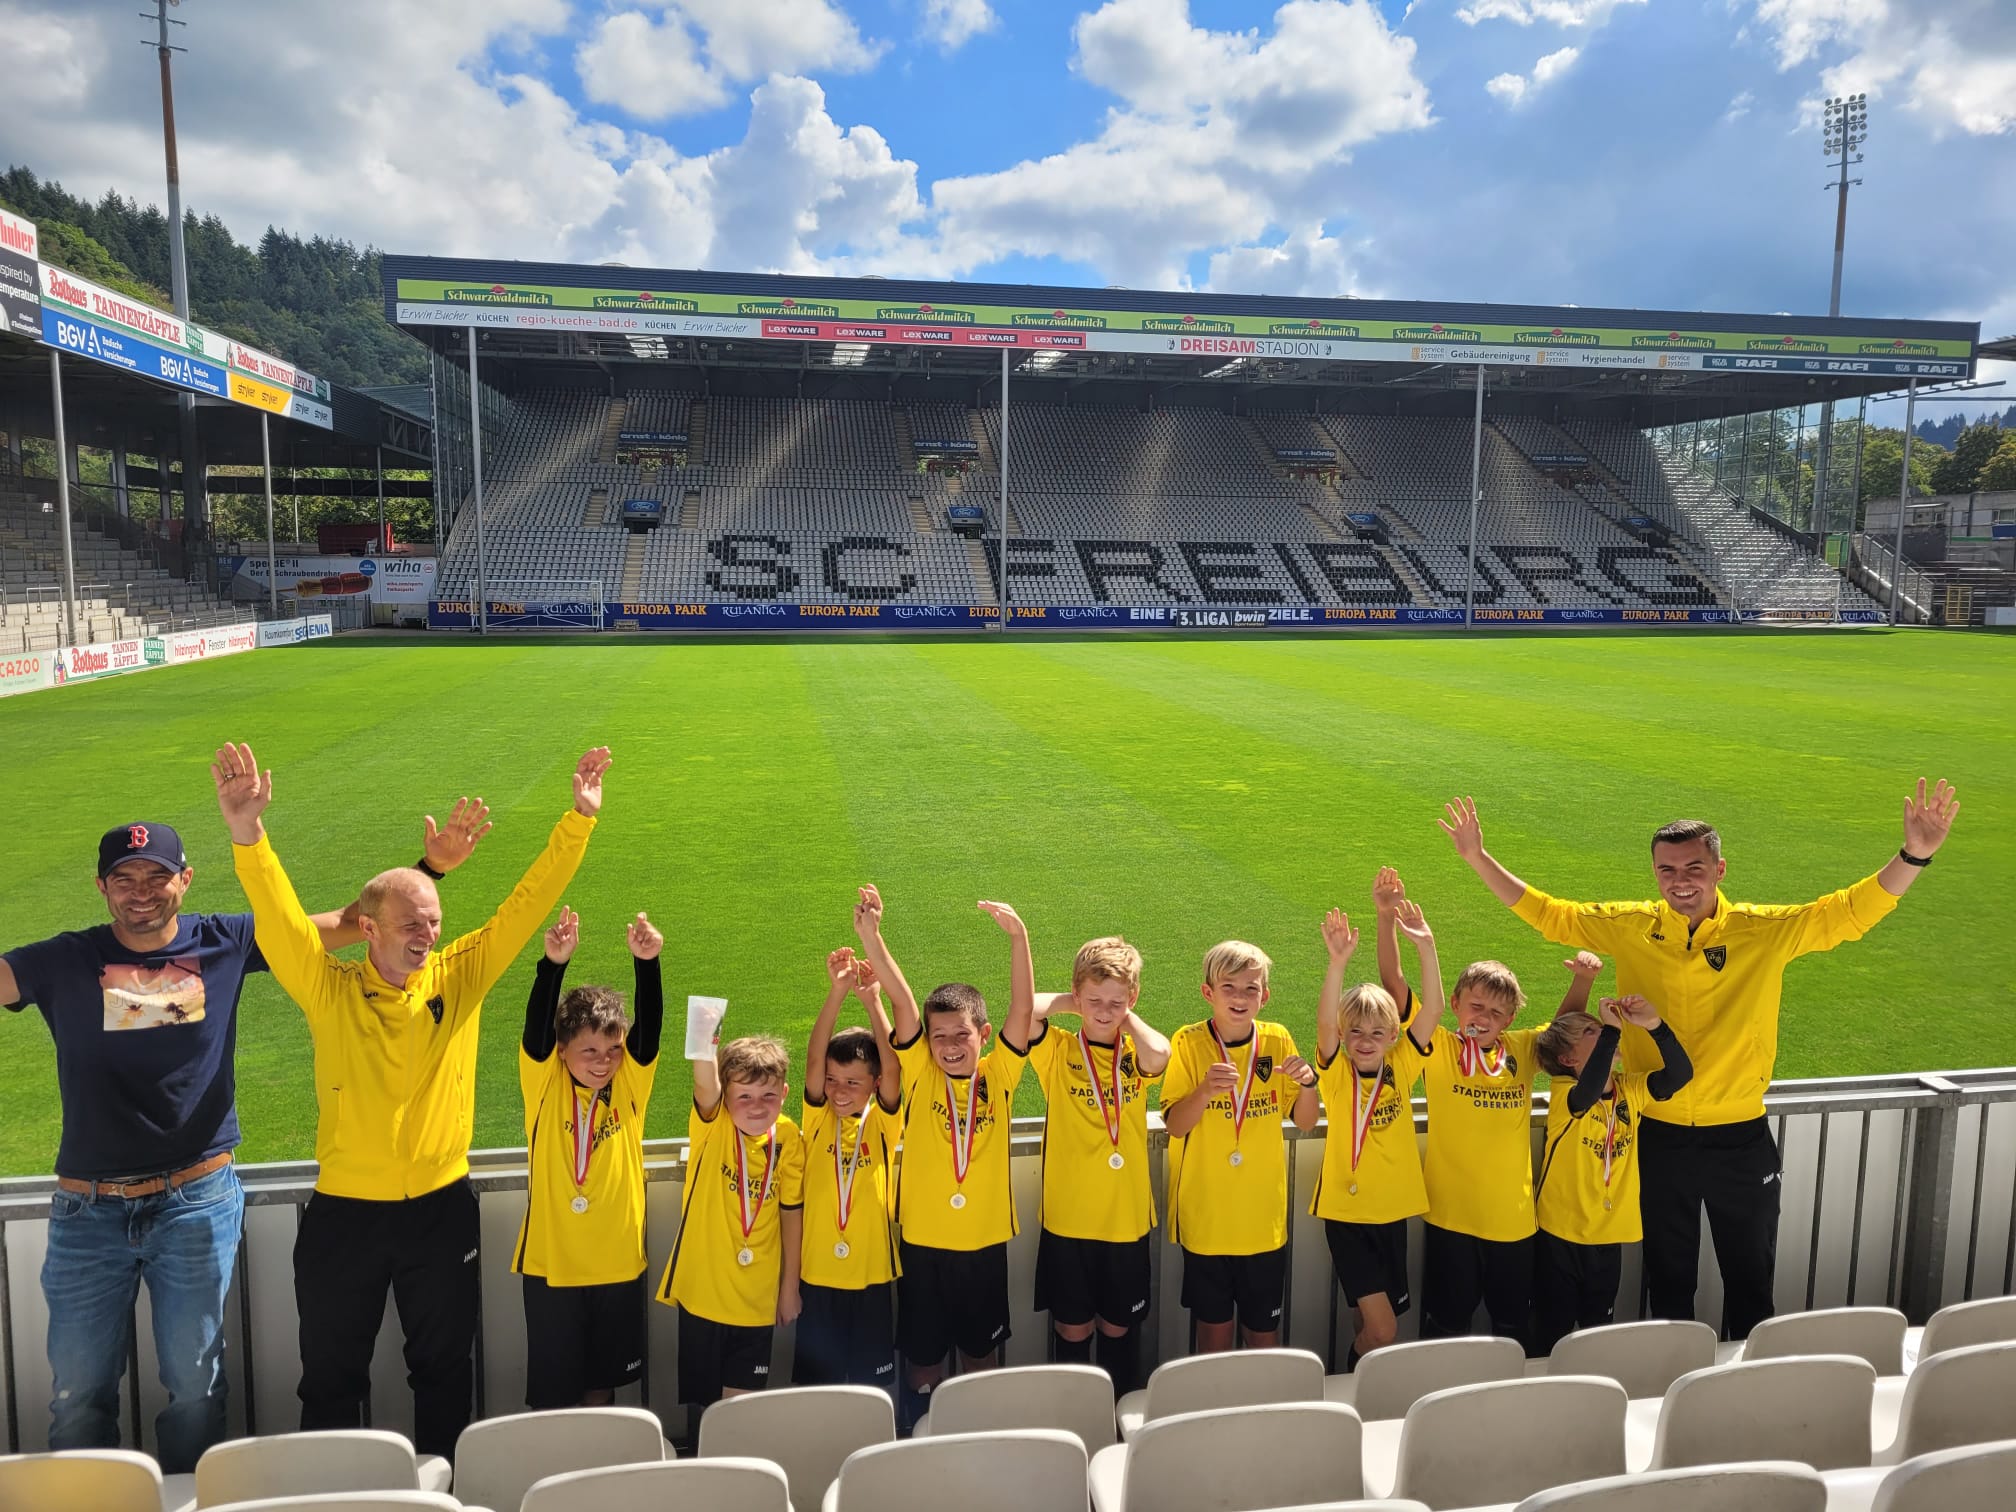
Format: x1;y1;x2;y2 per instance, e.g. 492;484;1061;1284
659;1104;804;1327
1536;1070;1655;1246
513;1049;658;1285
799;1096;902;1288
1310;1034;1430;1225
1163;1020;1306;1256
1029;1024;1160;1243
894;1034;1028;1249
1419;1025;1542;1242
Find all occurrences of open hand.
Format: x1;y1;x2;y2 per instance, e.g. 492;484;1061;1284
545;905;579;964
1321;907;1360;965
1565;950;1604;980
1394;898;1435;944
853;884;884;942
627;912;663;960
422;797;492;874
826;946;858;987
1437;797;1485;861
1279;1054;1316;1089
1372;866;1406;914
977;900;1027;939
1604;994;1662;1030
1902;778;1959;858
571;747;613;818
211;741;274;843
852;958;882;1000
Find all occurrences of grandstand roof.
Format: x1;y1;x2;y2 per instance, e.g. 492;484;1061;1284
382;255;1979;424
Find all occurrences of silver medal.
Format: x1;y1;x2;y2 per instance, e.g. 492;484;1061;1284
1347;1183;1358;1197
1228;1151;1243;1167
833;1241;851;1260
570;1194;589;1214
736;1246;755;1267
949;1192;967;1209
1108;1152;1125;1170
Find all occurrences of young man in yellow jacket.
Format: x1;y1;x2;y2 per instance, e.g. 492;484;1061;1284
1437;779;1958;1340
214;740;609;1456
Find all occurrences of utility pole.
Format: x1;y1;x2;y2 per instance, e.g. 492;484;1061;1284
145;0;204;569
1814;93;1867;557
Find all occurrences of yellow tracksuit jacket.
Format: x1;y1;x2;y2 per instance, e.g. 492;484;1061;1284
235;809;595;1198
1512;875;1897;1126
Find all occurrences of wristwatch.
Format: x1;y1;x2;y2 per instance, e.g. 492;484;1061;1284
1898;847;1933;868
414;856;446;880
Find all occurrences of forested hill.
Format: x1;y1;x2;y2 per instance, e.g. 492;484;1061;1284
0;165;427;390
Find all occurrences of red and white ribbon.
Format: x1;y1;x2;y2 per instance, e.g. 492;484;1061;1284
1349;1068;1381;1172
1209;1023;1259;1146
1080;1029;1125;1154
735;1128;778;1241
833;1110;867;1233
572;1088;603;1188
945;1073;977;1189
1457;1035;1507;1079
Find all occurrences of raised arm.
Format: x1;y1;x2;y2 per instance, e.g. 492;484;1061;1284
852;884;921;1045
1316;906;1360;1065
1558;951;1604;1019
1124;1009;1171;1076
693;1034;723;1118
523;906;576;1062
1877;778;1960;897
1610;994;1694;1101
1373;866;1409;1012
855;960;904;1111
977;900;1036;1053
460;747;608;994
217;741;331;1013
803;947;857;1106
1395;901;1445;1053
1438;797;1529;908
625;912;664;1066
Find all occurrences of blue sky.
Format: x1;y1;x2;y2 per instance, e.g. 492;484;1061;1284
1;1;2010;395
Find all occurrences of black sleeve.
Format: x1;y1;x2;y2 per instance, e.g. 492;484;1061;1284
1644;1021;1694;1101
1566;1024;1621;1117
626;956;663;1067
523;956;567;1061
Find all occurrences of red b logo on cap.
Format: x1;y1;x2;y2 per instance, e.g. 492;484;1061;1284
128;825;149;850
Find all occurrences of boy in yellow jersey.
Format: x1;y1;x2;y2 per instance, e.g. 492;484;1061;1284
795;944;903;1396
1162;941;1319;1353
658;1023;805;1407
1310;896;1431;1366
1531;973;1693;1353
851;884;1037;1430
1027;933;1170;1393
217;740;607;1457
513;905;664;1407
1382;891;1544;1349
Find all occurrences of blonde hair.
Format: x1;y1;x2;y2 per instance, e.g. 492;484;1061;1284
718;1035;790;1086
1340;983;1402;1038
359;867;437;920
1073;936;1142;992
1202;939;1273;988
1452;960;1527;1012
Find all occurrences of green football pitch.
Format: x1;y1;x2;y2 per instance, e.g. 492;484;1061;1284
3;629;2011;1176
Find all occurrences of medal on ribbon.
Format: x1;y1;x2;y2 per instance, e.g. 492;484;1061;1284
1600;1094;1619;1210
569;1085;603;1214
833;1108;867;1258
1348;1067;1381;1185
734;1126;777;1266
1458;1034;1507;1079
946;1072;976;1208
1210;1023;1259;1166
1080;1029;1127;1171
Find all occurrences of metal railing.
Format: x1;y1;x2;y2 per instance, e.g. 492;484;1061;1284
0;1067;2008;1454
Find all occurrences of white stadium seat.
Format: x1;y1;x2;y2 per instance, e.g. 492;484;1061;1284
822;1429;1086;1512
915;1364;1117;1450
699;1385;896;1512
521;1456;790;1512
1116;1347;1324;1440
451;1406;668;1512
1089;1401;1364;1512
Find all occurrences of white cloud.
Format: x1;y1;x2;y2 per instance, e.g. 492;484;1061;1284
922;0;1000;51
576;0;882;120
931;0;1433;287
1205;225;1366;296
0;0;99;106
1750;0;2016;136
1723;89;1756;123
1487;44;1580;106
1455;0;1643;25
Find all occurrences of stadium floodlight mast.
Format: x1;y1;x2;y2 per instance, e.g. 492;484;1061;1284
1812;93;1868;561
142;0;205;556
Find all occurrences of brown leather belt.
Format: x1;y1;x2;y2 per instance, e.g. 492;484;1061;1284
57;1150;234;1200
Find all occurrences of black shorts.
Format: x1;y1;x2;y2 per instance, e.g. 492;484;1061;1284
1324;1219;1412;1315
1179;1246;1288;1330
1419;1223;1533;1347
675;1308;774;1404
897;1241;1010;1364
794;1281;896;1390
522;1272;648;1408
1533;1229;1622;1353
1035;1230;1152;1330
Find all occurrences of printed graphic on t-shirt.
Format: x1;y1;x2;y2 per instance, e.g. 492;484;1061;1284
100;959;206;1030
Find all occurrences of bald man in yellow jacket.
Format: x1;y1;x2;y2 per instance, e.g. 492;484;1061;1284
1439;779;1958;1341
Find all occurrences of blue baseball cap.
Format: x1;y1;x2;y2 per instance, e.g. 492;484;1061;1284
98;823;188;878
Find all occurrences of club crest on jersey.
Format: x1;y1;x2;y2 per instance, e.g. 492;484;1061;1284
974;1074;989;1103
1502;1050;1519;1077
1703;946;1727;972
1254;1055;1274;1081
426;994;446;1024
1121;1051;1137;1077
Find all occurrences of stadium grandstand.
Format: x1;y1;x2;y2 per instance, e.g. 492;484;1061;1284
383;256;1981;631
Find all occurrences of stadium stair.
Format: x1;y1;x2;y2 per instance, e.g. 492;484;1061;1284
686;401;709;464
582;487;608;527
680;489;700;528
596;397;629;465
1237;416;1296;479
1375;544;1434;606
907;494;936;532
891;405;918;470
618;534;647;598
964;538;998;607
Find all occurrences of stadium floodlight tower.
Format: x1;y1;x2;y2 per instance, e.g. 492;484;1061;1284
1812;92;1868;554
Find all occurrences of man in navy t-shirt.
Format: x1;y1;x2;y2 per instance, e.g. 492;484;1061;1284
2;804;491;1470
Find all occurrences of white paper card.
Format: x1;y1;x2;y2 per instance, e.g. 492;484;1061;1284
685;995;728;1061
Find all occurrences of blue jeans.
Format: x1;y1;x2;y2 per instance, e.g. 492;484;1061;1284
42;1163;244;1472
